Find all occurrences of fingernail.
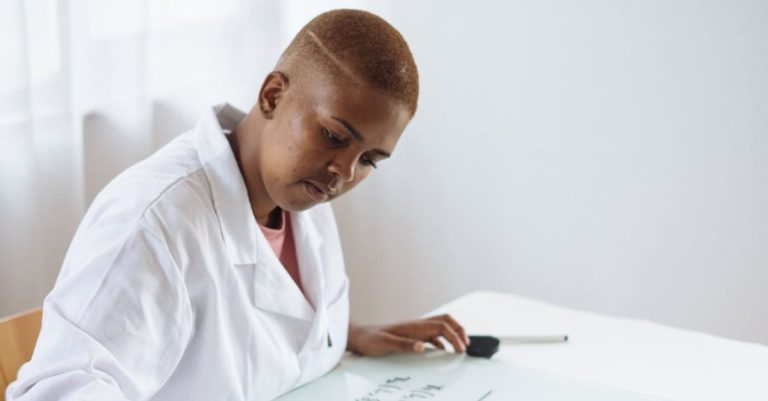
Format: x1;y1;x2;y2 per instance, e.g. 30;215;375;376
414;342;425;352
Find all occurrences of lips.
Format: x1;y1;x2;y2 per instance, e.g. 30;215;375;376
304;180;331;202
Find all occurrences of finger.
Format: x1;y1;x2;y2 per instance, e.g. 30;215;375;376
429;320;465;353
433;314;470;346
425;314;469;346
427;336;445;351
383;333;425;354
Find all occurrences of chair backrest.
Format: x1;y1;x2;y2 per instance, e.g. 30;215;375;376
0;308;42;401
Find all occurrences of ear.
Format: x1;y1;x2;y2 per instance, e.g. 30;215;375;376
258;71;289;119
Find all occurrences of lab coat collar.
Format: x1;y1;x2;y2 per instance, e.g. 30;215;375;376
292;211;324;309
196;104;330;329
292;210;333;349
196;103;260;265
250;210;324;322
292;211;332;348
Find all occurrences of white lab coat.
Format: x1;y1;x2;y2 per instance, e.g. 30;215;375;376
6;104;350;401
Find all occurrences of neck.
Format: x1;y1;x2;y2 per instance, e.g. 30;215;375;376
229;113;278;227
263;207;283;229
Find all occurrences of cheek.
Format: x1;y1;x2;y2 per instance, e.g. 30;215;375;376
264;116;330;184
285;145;301;175
268;140;321;183
338;168;370;195
269;128;306;172
355;169;371;183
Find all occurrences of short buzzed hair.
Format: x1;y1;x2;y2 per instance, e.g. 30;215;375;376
277;9;419;116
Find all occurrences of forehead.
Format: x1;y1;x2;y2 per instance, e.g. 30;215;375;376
289;73;411;145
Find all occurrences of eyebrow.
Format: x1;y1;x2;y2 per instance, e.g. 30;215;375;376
331;116;391;158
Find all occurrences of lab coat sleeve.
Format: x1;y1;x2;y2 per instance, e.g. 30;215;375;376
6;220;194;401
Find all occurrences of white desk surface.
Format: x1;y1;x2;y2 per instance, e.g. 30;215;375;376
390;291;768;401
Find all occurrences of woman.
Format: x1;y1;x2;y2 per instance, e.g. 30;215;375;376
7;9;469;401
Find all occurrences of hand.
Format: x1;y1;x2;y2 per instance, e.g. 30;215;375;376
346;314;470;357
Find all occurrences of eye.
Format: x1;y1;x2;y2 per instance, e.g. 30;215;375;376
360;155;378;169
322;127;344;146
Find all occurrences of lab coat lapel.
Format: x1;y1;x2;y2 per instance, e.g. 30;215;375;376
250;240;315;322
196;104;259;265
292;211;324;311
197;104;314;321
291;211;331;352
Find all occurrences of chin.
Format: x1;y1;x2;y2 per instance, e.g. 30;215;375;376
277;198;319;212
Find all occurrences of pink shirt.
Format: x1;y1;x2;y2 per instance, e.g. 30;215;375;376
258;209;303;294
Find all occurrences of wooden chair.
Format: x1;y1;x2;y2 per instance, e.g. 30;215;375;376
0;308;42;401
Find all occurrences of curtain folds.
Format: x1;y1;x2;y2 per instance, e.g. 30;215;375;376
0;0;367;315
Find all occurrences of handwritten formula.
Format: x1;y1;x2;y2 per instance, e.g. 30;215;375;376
354;376;446;401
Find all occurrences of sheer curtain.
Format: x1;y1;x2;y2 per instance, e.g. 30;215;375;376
0;0;369;316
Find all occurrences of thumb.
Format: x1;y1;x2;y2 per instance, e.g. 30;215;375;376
383;333;425;354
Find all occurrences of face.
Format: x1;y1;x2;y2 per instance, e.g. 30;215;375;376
254;72;411;212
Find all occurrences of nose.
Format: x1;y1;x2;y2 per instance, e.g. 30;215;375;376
327;151;357;185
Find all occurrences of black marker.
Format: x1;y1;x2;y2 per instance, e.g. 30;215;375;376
466;335;569;358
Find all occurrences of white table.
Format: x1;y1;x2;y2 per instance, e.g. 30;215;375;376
417;291;768;401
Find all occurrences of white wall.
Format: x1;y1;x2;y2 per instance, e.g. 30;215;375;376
2;0;766;346
333;0;768;345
